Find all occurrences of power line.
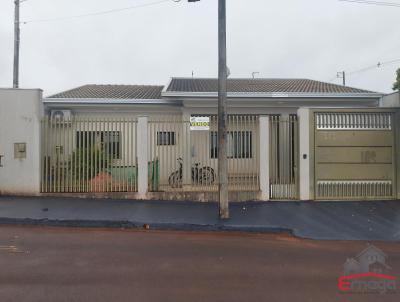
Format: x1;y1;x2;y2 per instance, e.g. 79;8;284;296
348;58;400;75
338;0;400;8
329;58;400;82
22;0;172;24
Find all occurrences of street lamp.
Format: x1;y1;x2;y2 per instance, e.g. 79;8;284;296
186;0;229;219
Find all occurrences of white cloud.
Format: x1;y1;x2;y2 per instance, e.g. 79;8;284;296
0;0;399;95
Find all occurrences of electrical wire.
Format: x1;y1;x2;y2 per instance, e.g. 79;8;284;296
329;58;400;82
22;0;172;24
338;0;400;8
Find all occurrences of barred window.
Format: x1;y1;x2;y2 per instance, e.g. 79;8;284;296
76;131;121;159
157;131;176;146
211;131;252;159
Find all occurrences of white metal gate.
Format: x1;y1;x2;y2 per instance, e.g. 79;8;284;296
269;115;299;199
147;115;260;193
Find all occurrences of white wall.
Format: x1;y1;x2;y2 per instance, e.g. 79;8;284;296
380;92;400;107
0;88;43;195
297;108;311;200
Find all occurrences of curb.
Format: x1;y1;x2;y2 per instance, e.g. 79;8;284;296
0;217;294;235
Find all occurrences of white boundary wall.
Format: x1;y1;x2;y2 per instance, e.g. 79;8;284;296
0;88;43;195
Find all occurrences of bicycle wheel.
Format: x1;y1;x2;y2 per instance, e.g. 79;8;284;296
168;171;182;188
199;167;215;185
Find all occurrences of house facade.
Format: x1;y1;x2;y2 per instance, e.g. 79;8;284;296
1;78;398;201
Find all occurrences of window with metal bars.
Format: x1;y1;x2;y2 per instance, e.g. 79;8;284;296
76;131;121;159
156;131;176;146
210;131;252;159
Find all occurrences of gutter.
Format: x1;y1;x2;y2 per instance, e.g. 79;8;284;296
43;98;181;106
161;91;383;99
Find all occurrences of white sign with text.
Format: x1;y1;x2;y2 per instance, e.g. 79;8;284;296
190;117;210;131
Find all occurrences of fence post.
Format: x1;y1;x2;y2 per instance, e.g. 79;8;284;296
259;116;270;201
182;113;192;189
137;116;148;197
298;108;311;200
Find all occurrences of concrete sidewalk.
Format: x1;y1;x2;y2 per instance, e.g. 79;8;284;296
0;196;400;241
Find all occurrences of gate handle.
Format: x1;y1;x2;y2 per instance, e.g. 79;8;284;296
0;155;3;167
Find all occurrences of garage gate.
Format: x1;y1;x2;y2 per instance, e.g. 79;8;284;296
314;111;397;200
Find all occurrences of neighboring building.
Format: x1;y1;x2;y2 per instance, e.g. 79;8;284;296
381;91;400;107
0;88;43;195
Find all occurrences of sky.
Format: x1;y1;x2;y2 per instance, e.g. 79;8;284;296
0;0;399;96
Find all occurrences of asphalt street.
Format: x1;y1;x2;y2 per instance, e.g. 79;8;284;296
1;196;400;241
0;226;399;302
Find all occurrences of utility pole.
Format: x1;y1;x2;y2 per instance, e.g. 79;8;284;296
217;0;229;219
337;71;346;86
187;0;229;218
14;0;229;219
13;0;20;88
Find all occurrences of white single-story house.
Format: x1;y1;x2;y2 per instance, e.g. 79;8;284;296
1;78;398;202
44;77;382;116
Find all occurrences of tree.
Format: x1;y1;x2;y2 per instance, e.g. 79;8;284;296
393;68;400;91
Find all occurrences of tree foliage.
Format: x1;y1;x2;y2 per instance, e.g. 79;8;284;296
69;147;109;180
393;68;400;91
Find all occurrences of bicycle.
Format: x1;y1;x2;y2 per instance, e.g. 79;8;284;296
169;158;215;188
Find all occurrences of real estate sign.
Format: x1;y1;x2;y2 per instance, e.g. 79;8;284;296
190;116;210;131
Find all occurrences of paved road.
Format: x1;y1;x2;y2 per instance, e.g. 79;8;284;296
1;196;400;241
0;226;399;302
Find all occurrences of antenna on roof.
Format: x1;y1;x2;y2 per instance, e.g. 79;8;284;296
336;71;346;86
192;70;194;78
252;72;260;79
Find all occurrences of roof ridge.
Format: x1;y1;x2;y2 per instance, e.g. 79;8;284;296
171;77;309;80
86;84;164;87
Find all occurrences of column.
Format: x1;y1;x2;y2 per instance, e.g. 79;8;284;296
137;116;148;197
298;108;311;200
259;116;270;201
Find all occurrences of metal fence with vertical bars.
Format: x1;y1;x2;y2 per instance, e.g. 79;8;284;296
148;115;260;193
41;116;138;193
316;112;392;130
269;115;299;199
